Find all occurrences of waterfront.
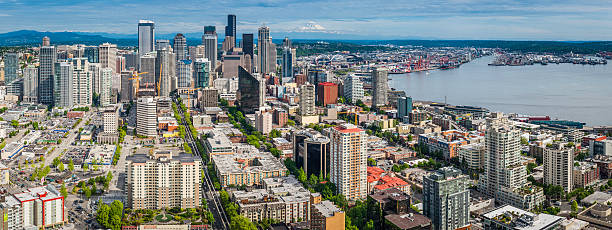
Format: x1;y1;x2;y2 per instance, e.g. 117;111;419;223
389;55;612;126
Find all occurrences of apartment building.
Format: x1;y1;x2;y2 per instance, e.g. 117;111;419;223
125;152;202;210
330;123;367;200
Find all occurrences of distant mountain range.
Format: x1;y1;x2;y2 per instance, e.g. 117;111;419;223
1;30;610;54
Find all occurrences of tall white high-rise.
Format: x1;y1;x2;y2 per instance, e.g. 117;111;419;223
371;68;388;107
155;48;176;97
136;97;157;137
343;74;364;102
330;123;367;201
138;20;155;56
70;58;92;106
99;43;117;74
299;83;316;116
478;113;544;210
100;68;113;106
544;143;574;192
23;66;38;103
88;63;101;96
53;62;73;108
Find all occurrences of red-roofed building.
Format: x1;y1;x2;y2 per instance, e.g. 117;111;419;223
367;166;410;194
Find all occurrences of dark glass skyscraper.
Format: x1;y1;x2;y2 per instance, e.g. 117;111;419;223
39;45;57;105
238;66;263;114
242;33;254;59
138;20;155;56
84;46;99;63
225;14;236;45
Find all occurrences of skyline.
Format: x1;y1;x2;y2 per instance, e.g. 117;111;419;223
0;0;611;41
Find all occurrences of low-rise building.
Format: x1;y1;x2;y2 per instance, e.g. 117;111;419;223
577;203;612;229
212;150;287;187
418;130;482;160
310;198;345;230
573;162;599;189
204;130;236;158
457;142;485;170
234;176;310;223
482;205;563;230
588;155;612;179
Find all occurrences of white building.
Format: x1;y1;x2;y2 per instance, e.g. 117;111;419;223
13;185;64;228
99;43;117;74
343;74;364;102
70;58;92;107
125;152;202;210
544;143;574;192
478;114;544;210
136;97;157;137
255;111;272;135
299;83;316;116
330;123;367;200
100;67;113;106
22;66;38;103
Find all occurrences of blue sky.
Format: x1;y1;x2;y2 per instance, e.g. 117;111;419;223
1;0;611;40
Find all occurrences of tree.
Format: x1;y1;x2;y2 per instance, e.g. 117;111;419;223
107;172;113;182
110;214;121;230
230;215;257;230
571;200;578;212
110;200;123;218
60;183;68;199
83;163;89;172
58;163;65;171
308;174;319;187
297;167;307;183
68;159;74;171
84;186;92;199
96;204;110;227
367;158;377;166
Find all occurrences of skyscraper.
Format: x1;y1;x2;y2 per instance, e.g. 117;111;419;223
155;48;176;97
225;14;236;45
257;26;272;74
173;33;187;61
202;26;218;73
139;52;156;87
99;43;117;74
53;62;73;108
120;70;134;102
372;68;388;107
242;33;254;62
423;167;470;230
299;83;316;116
330;123;367;201
136;97;157;137
398;96;413;122
177;60;193;88
193;58;211;88
39;44;56;105
237;66;264;114
281;37;294;80
89;63;101;95
343;74;363;103
70;58;92;106
478;114;544;210
23;66;38;103
3;53;18;85
100;68;113;106
544;143;574;192
138;20;155;56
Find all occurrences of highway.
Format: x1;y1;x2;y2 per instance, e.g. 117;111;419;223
175;99;230;230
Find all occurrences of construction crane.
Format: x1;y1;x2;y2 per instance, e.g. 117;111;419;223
157;63;162;96
129;71;148;97
337;110;367;125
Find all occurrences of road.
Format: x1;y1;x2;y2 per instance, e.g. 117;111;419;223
44;111;94;167
176;99;230;230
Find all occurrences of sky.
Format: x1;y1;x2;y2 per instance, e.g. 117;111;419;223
1;0;611;40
